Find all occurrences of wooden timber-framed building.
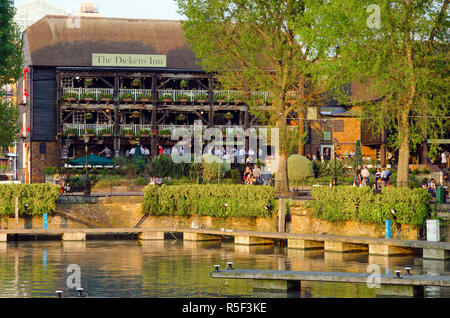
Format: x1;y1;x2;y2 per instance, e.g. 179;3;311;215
18;15;385;183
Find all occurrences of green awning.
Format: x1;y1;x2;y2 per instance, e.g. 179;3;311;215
68;154;114;166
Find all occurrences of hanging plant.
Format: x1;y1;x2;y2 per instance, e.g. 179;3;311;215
176;114;186;121
224;112;234;120
132;78;141;87
180;80;189;89
84;78;93;87
132;111;140;118
84;112;93;120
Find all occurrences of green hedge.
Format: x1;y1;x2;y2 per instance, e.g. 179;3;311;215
0;184;61;217
142;184;276;218
311;186;431;226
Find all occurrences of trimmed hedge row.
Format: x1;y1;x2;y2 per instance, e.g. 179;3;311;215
142;184;276;218
311;186;431;226
0;184;61;217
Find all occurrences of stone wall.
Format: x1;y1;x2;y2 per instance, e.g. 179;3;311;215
26;196;277;232
288;200;420;240
3;196;445;242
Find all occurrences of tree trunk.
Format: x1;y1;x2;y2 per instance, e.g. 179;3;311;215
397;112;410;187
274;117;290;194
380;127;387;167
275;152;289;194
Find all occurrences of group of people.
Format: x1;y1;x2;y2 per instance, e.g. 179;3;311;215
148;177;162;186
243;164;262;185
421;178;437;197
125;145;151;158
307;149;375;163
54;176;72;194
354;165;392;189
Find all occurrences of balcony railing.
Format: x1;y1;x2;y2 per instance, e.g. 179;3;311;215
158;89;209;102
120;124;153;136
119;89;152;101
63;123;114;136
63;123;287;138
62;88;300;104
63;88;114;100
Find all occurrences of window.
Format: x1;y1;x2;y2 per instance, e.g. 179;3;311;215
73;112;84;124
323;131;332;141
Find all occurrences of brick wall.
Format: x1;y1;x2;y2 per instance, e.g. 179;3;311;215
31;141;58;183
307;116;377;160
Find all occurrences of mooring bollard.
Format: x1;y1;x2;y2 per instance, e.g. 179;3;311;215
77;287;84;297
55;291;63;298
227;262;233;270
214;265;220;272
395;270;402;279
405;267;412;275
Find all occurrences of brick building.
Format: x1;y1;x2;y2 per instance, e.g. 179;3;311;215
18;15;385;183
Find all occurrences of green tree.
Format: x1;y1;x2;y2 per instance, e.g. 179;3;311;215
0;0;23;148
177;0;329;194
0;101;20;149
0;0;22;85
354;139;362;168
307;0;449;187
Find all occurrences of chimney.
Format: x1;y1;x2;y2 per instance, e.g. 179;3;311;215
80;3;97;14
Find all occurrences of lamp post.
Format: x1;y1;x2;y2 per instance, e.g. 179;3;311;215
333;138;338;186
83;131;91;196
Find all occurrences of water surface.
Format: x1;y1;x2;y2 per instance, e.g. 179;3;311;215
0;239;448;298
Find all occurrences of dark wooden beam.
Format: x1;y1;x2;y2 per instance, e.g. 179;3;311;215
157;110;169;124
196;79;208;90
192;110;209;125
157;78;172;89
99;77;114;88
62;110;75;123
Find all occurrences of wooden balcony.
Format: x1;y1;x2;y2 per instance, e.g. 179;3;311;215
61;88;300;106
62;123;283;139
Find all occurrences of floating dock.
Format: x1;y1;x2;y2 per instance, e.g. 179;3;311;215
210;267;450;297
0;227;449;260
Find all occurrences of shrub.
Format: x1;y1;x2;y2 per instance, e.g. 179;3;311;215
229;169;242;184
201;154;230;182
44;166;58;176
311;186;431;226
0;184;60;216
287;155;313;183
142;184;276;218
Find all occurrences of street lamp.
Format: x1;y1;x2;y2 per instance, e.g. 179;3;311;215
333;138;339;186
83;131;91;196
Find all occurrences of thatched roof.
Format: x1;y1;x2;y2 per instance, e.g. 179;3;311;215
25;15;201;69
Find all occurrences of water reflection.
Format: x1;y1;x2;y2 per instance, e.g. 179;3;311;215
0;240;448;298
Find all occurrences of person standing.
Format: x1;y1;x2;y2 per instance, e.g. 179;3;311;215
253;164;262;185
361;166;370;186
98;146;112;158
441;151;447;169
354;165;362;185
381;167;392;186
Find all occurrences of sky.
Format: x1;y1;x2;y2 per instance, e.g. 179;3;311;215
14;0;185;20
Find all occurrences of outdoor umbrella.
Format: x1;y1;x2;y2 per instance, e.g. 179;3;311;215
68;154;114;166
